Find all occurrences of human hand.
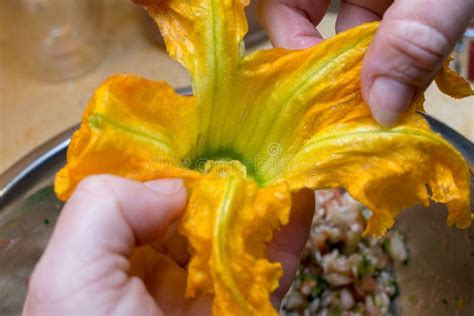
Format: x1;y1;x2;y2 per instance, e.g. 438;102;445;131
258;0;474;125
23;175;315;315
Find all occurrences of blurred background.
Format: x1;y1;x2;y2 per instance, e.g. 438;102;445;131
0;0;473;174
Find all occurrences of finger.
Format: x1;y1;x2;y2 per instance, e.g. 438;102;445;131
258;0;331;49
35;175;187;281
267;188;315;308
129;247;187;315
129;247;212;315
151;221;190;267
56;175;186;254
25;176;187;314
361;0;474;125
336;0;392;32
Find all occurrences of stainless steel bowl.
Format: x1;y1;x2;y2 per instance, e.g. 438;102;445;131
1;111;473;315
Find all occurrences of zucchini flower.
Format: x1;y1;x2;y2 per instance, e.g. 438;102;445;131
55;1;472;314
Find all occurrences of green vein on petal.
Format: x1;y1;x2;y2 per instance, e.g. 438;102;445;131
213;178;252;315
89;113;173;153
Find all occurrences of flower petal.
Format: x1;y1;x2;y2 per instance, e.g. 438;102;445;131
435;57;474;98
282;110;471;236
225;23;379;181
55;75;199;200
142;0;249;154
196;21;471;237
181;175;291;315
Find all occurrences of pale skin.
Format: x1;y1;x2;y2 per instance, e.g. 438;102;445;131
24;1;474;315
22;175;315;315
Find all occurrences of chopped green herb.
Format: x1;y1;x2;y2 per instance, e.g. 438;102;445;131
311;276;327;297
361;238;370;247
302;272;316;282
330;306;342;316
354;305;364;313
43;218;49;225
387;279;399;298
358;255;374;276
382;238;391;254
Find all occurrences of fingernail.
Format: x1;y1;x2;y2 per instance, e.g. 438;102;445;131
368;77;415;126
145;179;184;195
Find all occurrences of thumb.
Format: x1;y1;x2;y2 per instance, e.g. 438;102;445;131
361;0;474;126
24;175;187;315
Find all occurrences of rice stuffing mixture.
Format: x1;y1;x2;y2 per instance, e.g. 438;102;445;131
280;189;409;316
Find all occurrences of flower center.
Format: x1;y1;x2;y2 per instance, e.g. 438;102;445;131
203;160;247;178
188;147;276;185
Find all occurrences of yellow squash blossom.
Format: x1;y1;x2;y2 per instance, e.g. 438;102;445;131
55;0;473;314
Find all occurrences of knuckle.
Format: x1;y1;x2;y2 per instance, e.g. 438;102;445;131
75;174;116;197
382;20;449;84
77;174;107;190
71;175;124;212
